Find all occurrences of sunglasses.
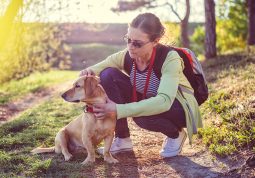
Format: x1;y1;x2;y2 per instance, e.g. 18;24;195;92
123;35;151;48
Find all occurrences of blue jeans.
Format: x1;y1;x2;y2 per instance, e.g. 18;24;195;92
100;67;186;139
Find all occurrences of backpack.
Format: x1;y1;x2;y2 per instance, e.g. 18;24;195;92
123;44;209;105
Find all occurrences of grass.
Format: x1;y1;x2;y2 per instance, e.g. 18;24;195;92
0;97;88;177
0;70;77;104
198;53;255;157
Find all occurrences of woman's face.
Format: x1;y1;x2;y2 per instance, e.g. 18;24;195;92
126;27;158;60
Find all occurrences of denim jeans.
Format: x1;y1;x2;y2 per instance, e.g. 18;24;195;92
100;67;186;139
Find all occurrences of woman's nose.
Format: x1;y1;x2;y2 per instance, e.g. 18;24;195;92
127;43;135;50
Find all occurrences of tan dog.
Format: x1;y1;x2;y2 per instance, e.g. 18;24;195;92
31;76;118;164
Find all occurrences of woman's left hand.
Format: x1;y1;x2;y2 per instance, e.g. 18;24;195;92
93;97;117;119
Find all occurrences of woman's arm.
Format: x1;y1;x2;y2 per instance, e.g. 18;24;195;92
85;49;127;76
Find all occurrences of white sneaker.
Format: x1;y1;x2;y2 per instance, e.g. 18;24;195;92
97;137;133;155
160;129;187;158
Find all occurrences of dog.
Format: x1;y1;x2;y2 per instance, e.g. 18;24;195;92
31;76;118;164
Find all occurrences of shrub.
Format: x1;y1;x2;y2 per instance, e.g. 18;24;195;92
0;22;71;83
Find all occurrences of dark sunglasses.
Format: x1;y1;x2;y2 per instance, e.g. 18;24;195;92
123;35;151;48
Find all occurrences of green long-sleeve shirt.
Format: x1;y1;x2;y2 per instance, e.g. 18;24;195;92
88;48;202;143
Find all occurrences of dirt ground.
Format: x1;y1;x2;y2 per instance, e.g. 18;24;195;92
0;82;254;178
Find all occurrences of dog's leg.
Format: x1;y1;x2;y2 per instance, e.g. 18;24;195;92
103;134;118;164
81;135;96;165
56;129;73;161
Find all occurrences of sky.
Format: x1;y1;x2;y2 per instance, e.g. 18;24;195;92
2;0;205;23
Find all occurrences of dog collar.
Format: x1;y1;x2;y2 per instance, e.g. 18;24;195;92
84;105;94;113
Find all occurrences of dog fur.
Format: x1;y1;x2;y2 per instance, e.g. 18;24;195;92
31;76;118;164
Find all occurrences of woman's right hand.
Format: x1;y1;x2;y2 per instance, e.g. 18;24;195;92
79;68;95;77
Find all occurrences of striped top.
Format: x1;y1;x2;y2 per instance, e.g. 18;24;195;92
130;63;160;98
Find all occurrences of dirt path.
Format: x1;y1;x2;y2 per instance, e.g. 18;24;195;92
0;81;254;177
0;81;73;125
126;120;254;178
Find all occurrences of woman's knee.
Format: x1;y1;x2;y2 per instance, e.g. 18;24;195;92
133;117;150;129
100;67;120;82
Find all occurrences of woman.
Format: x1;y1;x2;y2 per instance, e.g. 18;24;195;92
79;13;202;158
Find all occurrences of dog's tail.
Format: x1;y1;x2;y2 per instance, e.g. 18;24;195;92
31;146;55;154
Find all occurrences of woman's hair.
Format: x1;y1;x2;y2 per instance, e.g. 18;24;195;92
129;13;165;41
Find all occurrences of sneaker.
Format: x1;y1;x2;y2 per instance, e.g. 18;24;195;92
160;129;187;158
97;137;133;155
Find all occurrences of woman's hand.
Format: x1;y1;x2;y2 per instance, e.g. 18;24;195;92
79;68;95;76
93;97;117;119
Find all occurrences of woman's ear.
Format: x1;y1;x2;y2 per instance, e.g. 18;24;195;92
153;38;160;47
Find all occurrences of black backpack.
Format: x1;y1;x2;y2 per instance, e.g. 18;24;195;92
124;44;209;105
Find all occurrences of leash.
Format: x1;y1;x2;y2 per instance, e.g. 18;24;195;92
132;47;156;102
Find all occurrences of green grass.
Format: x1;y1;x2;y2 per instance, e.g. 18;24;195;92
198;53;255;157
0;70;77;104
0;97;91;177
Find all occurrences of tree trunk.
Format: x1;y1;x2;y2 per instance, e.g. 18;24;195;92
181;0;190;48
0;0;23;50
204;0;217;59
248;0;255;45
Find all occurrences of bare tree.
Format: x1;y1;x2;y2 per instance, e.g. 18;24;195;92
112;0;191;48
204;0;216;59
247;0;255;46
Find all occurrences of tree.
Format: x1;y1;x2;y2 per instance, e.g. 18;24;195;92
0;0;23;50
112;0;191;48
247;0;255;45
204;0;216;59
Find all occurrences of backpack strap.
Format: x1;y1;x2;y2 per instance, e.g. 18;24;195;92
173;47;193;67
172;47;197;90
124;52;133;75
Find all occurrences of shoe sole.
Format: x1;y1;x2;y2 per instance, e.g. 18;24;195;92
160;132;187;158
111;148;133;154
97;148;133;155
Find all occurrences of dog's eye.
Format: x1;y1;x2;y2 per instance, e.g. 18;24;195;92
75;85;81;88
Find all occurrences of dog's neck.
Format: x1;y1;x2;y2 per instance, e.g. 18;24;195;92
83;96;106;105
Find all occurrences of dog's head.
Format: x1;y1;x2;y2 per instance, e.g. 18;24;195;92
61;76;105;103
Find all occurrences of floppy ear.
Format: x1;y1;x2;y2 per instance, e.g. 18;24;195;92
84;76;100;98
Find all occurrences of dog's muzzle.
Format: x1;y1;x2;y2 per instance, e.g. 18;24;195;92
61;93;80;103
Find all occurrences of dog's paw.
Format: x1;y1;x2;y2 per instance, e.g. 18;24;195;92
81;158;95;165
64;154;73;161
104;157;119;164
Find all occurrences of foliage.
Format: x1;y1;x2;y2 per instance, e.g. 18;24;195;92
190;25;204;55
190;0;248;55
161;22;181;46
0;70;77;104
199;53;255;156
0;0;72;83
217;0;247;52
190;19;246;55
0;22;72;83
216;19;246;53
217;0;247;40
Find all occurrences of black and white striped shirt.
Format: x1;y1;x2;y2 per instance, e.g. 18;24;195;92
130;63;160;98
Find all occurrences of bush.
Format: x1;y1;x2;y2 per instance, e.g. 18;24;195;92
0;22;71;83
190;25;205;55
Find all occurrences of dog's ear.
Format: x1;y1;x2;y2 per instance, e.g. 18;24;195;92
84;76;100;98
